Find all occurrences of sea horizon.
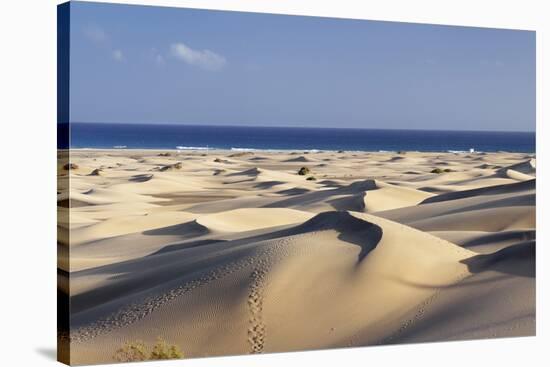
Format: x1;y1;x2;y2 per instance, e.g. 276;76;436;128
68;121;535;134
68;122;536;153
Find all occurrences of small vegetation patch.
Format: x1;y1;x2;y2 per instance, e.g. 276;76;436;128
114;338;183;363
431;167;456;174
297;167;310;175
63;163;78;170
214;158;230;163
150;338;183;360
158;152;172;157
89;168;102;176
306;176;317;181
159;162;183;171
114;341;147;362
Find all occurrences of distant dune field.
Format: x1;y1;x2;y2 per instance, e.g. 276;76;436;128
58;150;535;364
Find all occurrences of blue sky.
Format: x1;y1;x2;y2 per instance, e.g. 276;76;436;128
69;1;535;131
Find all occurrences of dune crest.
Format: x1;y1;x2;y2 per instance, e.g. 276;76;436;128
196;208;314;232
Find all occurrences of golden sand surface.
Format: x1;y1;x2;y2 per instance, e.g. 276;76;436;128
57;149;535;364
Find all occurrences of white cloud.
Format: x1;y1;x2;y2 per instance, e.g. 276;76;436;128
83;25;125;63
170;42;226;71
112;49;124;62
83;24;108;43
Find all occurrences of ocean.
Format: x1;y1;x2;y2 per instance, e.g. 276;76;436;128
69;123;535;153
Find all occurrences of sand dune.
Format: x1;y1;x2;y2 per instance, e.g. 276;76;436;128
196;208;314;232
68;210;475;361
378;179;535;228
71;211;197;245
60;150;536;365
388;241;535;343
428;229;535;253
498;158;536;175
421;179;535;204
71;187;166;206
282;155;312;163
502;169;535;181
364;181;435;212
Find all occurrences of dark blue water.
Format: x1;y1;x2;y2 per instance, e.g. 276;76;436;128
70;123;535;153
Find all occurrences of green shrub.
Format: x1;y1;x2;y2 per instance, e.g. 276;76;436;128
306;176;317;181
298;167;310;175
430;168;444;174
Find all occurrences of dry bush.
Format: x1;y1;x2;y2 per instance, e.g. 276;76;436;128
114;338;183;362
114;340;148;362
150;337;183;360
